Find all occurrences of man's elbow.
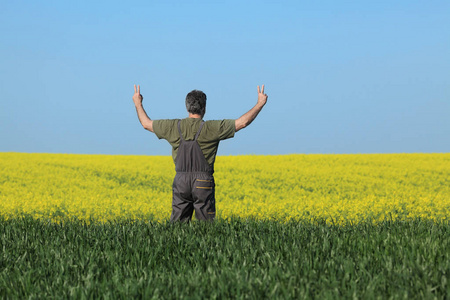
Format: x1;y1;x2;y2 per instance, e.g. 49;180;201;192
143;120;154;132
235;119;248;132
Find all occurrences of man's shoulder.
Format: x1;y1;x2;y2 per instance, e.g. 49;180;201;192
205;119;235;126
153;119;180;139
202;119;236;140
205;119;235;129
154;119;180;127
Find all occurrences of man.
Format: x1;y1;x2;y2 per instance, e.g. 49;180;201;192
132;84;268;222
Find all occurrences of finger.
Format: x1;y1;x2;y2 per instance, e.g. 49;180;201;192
257;85;260;94
261;84;265;94
138;85;140;95
134;85;137;94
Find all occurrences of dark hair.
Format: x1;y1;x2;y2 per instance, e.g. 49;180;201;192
185;90;206;116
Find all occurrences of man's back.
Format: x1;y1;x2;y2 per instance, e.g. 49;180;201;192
153;117;235;167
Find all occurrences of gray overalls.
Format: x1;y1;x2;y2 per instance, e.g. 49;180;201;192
170;120;216;222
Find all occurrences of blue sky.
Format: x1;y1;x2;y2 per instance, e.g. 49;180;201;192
1;0;449;155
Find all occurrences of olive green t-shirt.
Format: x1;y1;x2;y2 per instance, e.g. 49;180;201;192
153;118;235;167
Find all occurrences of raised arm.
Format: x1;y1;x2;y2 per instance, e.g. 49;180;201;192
235;85;268;132
133;84;154;132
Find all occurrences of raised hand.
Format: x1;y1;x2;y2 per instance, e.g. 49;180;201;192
257;85;268;106
133;84;144;105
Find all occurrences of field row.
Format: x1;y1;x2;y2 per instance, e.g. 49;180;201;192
1;217;448;298
0;153;449;223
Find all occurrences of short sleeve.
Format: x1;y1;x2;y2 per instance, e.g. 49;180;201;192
153;119;178;140
218;119;236;140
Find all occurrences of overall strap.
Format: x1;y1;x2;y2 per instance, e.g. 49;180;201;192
177;120;184;141
194;121;205;141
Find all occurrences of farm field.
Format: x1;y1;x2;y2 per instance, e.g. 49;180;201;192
0;153;449;223
1;217;449;299
0;153;449;298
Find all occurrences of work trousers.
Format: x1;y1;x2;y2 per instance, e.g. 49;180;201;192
170;172;216;222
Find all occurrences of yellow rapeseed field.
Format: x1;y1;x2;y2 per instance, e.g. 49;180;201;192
0;153;448;224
